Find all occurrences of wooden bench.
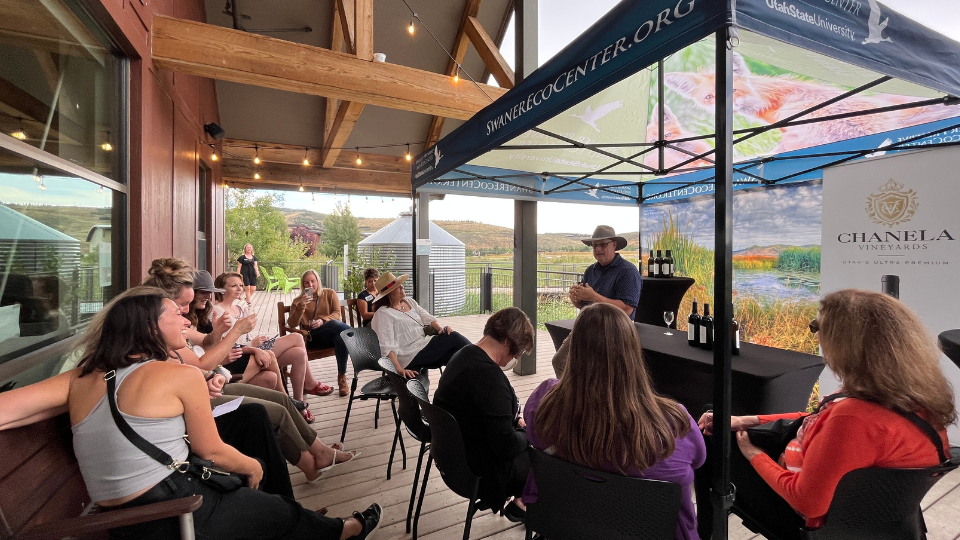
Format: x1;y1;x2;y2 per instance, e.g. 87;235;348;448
0;414;202;540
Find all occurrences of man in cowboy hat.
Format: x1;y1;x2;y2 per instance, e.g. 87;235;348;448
553;225;642;377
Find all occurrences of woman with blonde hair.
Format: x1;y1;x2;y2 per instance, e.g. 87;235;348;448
523;303;706;539
288;269;352;396
236;243;260;306
696;289;956;539
214;272;331;407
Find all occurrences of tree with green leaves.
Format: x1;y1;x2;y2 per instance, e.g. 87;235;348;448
320;202;361;260
225;190;309;263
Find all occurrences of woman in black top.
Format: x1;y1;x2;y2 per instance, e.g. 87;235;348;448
236;243;260;306
432;307;535;522
356;268;379;327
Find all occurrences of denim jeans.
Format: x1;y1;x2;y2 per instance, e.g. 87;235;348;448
307;320;351;374
106;471;343;540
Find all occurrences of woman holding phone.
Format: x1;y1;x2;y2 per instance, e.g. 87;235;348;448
288;270;351;397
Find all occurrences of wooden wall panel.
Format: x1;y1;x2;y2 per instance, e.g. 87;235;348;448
172;108;198;263
138;70;175;279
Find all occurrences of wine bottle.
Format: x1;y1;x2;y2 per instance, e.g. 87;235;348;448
647;250;655;278
700;303;714;350
731;303;740;356
881;275;899;299
688;298;701;347
664;249;674;278
654;249;663;278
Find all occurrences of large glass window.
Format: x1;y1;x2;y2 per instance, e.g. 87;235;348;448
0;147;125;387
0;0;124;183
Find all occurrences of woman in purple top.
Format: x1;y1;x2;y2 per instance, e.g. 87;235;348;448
523;303;706;540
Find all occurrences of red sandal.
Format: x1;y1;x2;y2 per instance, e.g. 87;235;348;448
306;383;334;396
301;408;315;423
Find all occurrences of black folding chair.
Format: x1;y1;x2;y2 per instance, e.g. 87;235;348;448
338;327;402;473
524;447;682;540
798;447;960;540
377;358;430;482
410;388;483;540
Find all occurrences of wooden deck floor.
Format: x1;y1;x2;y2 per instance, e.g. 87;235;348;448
244;290;960;540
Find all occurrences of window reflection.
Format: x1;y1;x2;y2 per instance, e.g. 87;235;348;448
0;148;121;376
0;0;122;183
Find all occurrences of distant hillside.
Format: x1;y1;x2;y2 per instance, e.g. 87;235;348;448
281;208;327;229
734;244;818;257
5;204;111;245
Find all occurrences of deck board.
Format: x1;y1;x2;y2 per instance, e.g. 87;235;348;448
242;291;958;539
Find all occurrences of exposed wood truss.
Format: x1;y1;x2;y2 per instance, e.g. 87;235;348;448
151;15;505;120
464;16;514;88
221;138;410;173
221;160;409;196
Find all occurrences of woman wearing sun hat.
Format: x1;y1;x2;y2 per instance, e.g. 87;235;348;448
370;272;470;378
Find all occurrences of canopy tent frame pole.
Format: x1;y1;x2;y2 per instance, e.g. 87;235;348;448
711;27;736;539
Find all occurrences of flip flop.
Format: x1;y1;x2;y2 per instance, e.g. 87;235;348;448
318;450;361;473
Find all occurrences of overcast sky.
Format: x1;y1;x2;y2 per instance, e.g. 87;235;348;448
278;0;959;235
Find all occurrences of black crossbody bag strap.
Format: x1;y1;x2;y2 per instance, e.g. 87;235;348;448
892;408;950;465
104;370;187;472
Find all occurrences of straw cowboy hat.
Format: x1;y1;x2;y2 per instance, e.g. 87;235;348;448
580;225;628;251
372;271;409;303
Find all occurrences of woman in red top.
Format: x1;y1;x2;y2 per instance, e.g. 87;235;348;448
696;289;955;539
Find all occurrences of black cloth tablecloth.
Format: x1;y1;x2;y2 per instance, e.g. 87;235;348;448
545;319;824;416
939;330;960;369
635;277;695;327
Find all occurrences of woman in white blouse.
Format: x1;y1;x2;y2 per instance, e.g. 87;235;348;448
370;272;470;378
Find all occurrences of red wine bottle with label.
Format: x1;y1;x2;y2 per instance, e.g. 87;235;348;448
700;303;714;350
664;250;674;277
654;250;663;278
688;298;701;347
647;250;655;278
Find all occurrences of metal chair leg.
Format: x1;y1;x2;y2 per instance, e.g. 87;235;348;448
406;442;429;533
464;498;479;540
374;399;380;429
390;398;407;469
340;377;359;442
179;512;195;540
413;455;433;540
387;417;401;480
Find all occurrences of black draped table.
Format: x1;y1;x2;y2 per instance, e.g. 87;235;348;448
635;276;696;327
544;319;824;416
939;330;960;369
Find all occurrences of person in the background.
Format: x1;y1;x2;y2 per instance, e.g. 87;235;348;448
551;225;642;378
236;244;260;307
288;270;352;397
355;268;379;328
696;289;955;540
524;303;705;540
433;307;535;522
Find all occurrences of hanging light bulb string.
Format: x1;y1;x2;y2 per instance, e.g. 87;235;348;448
399;0;494;102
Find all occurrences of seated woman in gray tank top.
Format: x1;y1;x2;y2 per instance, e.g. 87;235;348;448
0;287;381;540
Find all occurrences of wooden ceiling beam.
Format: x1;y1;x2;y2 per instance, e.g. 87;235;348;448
464;16;514;89
325;2;344;144
321;100;365;167
151;16;503;120
220;138;410;172
322;0;371;167
335;0;356;55
425;0;483;148
222;159;410;195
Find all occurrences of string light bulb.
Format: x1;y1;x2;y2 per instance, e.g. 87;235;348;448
33;174;41;183
38;177;46;191
11;118;26;140
254;172;261;180
100;131;113;151
453;66;459;83
408;16;415;35
253;146;261;165
355;148;362;165
299;178;304;192
97;185;103;194
303;147;310;166
211;145;218;161
405;143;412;161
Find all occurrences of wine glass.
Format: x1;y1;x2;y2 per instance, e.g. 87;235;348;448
663;311;675;335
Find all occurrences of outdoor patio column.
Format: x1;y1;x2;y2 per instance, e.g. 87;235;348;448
513;0;538;375
711;27;736;539
416;190;431;312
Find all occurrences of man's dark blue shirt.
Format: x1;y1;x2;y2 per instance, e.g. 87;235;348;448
581;253;643;320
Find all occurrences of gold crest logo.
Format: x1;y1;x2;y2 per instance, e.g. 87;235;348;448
865;179;918;227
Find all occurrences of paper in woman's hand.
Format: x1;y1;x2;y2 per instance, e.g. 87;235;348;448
212;397;244;417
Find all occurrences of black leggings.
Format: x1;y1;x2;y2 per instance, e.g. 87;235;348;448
213;402;293;498
695;434;805;540
407;332;471;370
106;470;343;540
